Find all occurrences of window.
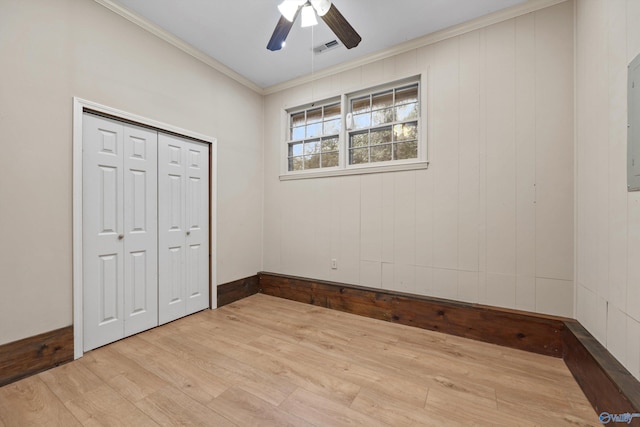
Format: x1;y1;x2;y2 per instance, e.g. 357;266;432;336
287;102;341;171
282;76;425;178
348;83;419;165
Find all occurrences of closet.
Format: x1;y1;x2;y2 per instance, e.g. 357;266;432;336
82;113;209;352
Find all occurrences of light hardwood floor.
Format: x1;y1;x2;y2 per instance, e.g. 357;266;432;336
0;294;600;426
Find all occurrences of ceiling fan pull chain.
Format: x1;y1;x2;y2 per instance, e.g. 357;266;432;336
311;24;315;101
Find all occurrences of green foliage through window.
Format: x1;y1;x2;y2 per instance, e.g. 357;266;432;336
284;77;422;175
288;102;341;171
348;83;419;165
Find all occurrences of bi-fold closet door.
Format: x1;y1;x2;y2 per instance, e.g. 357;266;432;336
158;133;209;325
82;113;209;352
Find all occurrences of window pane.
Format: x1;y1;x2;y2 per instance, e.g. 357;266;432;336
352;96;370;114
291;112;305;127
350;132;369;148
306;122;322;138
322;151;339;168
394;122;417;141
289;156;304;171
307;107;322;124
371;144;392;163
321;137;339;152
350;147;369;164
324;103;341;121
395;85;418;105
323;118;340;135
394;141;418;160
372;108;394;126
372;91;393;110
304;140;320;154
370;127;392;145
289;142;303;157
291;126;305;141
304;154;321;169
353;112;371;129
395;103;418;122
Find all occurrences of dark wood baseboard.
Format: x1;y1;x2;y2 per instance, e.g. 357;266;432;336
0;326;74;387
258;272;567;357
257;271;640;415
217;275;260;308
563;321;640;415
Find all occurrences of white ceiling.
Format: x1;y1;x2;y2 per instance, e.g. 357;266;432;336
113;0;528;89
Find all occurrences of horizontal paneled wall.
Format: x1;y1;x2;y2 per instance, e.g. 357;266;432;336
263;2;574;317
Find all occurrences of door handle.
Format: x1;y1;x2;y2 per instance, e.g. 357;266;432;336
186;231;191;236
118;234;124;240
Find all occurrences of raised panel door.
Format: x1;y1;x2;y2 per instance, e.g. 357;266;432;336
158;134;188;324
123;125;158;335
83;114;125;351
184;142;209;315
158;134;209;324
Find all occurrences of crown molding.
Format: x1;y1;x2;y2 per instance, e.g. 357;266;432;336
93;0;264;95
262;0;568;95
95;0;567;97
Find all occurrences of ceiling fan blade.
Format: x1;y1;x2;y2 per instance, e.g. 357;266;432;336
267;15;295;51
320;3;361;49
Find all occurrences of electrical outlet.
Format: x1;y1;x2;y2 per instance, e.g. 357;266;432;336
331;259;337;269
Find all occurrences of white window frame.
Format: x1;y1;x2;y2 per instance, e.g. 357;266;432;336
285;98;342;175
280;75;428;180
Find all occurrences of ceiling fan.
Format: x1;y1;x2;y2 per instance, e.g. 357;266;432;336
267;0;362;51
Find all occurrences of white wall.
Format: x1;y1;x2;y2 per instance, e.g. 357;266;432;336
575;0;640;380
0;0;263;345
263;2;574;317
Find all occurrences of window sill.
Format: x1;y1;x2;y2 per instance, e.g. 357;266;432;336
279;161;429;181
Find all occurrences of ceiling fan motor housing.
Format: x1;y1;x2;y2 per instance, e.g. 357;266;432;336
268;0;361;51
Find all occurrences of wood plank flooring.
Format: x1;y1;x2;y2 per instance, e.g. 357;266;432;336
0;294;600;426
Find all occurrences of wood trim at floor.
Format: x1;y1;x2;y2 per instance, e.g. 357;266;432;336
258;271;640;414
0;326;74;387
563;321;640;415
217;275;260;307
258;271;567;357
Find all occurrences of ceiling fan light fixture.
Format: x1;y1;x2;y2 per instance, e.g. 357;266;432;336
277;0;300;22
268;0;361;52
310;0;331;16
300;4;318;27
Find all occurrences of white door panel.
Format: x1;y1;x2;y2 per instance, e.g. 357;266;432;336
123;125;158;336
158;134;209;324
158;135;187;324
83;114;125;351
185;143;209;314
